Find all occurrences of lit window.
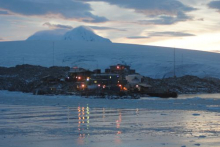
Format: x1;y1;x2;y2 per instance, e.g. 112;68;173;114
94;81;97;83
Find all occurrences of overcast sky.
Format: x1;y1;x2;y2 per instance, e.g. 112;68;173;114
0;0;220;52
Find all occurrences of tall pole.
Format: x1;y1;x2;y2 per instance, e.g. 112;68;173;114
174;48;176;78
53;42;54;66
182;54;183;65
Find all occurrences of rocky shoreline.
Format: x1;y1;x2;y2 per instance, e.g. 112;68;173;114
0;64;220;96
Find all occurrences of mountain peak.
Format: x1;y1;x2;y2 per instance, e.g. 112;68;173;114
63;26;111;43
26;26;111;43
73;26;93;32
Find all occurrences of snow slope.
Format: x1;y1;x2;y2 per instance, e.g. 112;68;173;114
0;41;220;78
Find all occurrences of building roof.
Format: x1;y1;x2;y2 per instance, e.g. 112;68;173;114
92;73;119;76
69;68;90;73
138;83;152;88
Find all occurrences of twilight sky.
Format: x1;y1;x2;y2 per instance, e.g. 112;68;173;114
0;0;220;52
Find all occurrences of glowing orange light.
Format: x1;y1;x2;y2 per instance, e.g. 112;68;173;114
78;77;81;80
123;87;127;91
119;85;122;87
117;66;120;69
82;84;85;88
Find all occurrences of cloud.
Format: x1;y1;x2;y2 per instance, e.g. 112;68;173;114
127;36;149;39
83;0;195;24
0;10;10;15
197;18;204;21
83;0;194;14
0;37;7;41
42;22;126;32
210;50;220;53
43;22;73;30
127;31;195;39
139;11;192;25
148;31;195;37
208;1;220;12
0;0;108;23
89;26;127;31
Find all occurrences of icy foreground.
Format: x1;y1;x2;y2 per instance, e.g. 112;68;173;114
0;91;220;147
0;41;220;78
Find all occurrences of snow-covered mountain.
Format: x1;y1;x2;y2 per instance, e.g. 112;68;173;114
0;41;220;79
27;29;67;41
63;26;111;43
26;26;111;43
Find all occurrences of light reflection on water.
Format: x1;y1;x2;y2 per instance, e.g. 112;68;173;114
0;104;220;146
77;105;90;145
76;105;124;145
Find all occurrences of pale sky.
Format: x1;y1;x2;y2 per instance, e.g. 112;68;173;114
0;0;220;52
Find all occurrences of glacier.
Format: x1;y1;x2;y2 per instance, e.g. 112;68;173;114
0;40;220;79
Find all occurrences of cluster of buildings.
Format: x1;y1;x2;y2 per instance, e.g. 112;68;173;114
66;64;151;93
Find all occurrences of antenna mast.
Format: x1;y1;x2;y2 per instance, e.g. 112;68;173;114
174;48;176;78
53;42;54;66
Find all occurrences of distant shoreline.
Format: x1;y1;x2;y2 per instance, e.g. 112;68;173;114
1;64;220;96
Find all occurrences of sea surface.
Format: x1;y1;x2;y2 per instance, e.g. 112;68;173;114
0;91;220;147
